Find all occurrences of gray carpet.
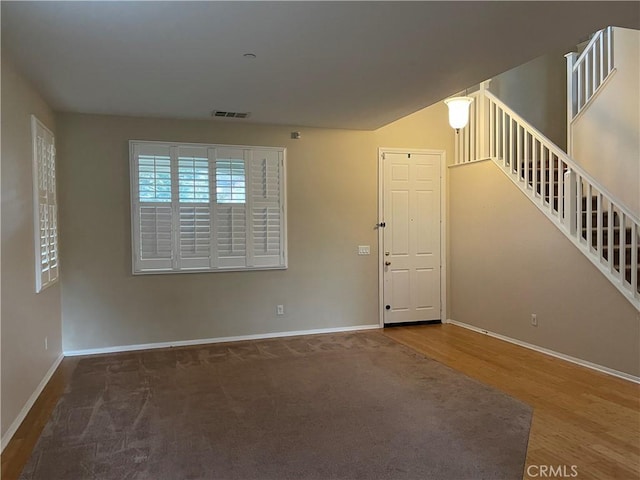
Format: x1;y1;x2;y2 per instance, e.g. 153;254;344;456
20;331;532;480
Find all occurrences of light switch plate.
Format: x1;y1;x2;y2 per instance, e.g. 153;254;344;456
358;245;370;255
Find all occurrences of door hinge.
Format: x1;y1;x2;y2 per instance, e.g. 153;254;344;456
376;222;386;228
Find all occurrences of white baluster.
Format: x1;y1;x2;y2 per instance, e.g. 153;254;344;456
608;203;614;273
534;140;540;197
490;101;495;157
586;183;593;249
632;223;638;294
542;148;549;205
477;86;485;159
564;169;577;234
591;47;597;97
508;117;514;170
599;34;604;84
525;133;531;190
607;26;614;73
620;213;626;284
577;174;583;241
463;123;469;164
585;53;591;104
566;60;573;158
502;110;506;167
470;101;476;161
596;192;603;257
515;124;521;178
557;159;564;219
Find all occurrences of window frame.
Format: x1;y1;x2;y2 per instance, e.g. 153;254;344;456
31;115;59;292
129;140;287;275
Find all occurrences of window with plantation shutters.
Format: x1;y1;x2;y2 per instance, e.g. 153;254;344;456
31;116;59;292
130;141;286;274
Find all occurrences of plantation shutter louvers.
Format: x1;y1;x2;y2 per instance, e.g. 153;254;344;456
251;149;283;267
32;117;59;292
177;146;212;269
131;141;286;274
214;148;247;268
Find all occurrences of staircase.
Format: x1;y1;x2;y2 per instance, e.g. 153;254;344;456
517;158;639;289
454;80;640;310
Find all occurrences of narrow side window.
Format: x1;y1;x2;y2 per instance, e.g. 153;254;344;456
31;116;59;292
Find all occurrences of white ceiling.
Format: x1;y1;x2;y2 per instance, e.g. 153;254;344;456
2;1;638;130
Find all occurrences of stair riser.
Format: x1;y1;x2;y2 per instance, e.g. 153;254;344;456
603;248;640;266
526;182;560;197
583;229;633;245
581;212;619;227
582;197;600;211
522;171;561;183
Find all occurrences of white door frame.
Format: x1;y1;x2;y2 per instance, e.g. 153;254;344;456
377;147;447;327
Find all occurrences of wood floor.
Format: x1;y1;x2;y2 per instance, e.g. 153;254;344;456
2;323;639;480
383;325;640;480
1;356;79;480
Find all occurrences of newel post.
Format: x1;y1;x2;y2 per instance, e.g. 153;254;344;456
565;52;577;157
564;168;577;235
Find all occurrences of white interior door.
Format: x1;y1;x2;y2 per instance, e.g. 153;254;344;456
381;150;441;325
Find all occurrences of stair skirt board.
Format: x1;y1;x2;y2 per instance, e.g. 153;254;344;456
446;319;640;384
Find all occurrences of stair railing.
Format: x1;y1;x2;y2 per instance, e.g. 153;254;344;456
566;27;615;154
455;86;639;309
567;27;614;120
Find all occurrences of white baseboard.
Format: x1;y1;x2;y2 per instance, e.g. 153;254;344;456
64;324;381;357
447;319;640;384
1;353;64;452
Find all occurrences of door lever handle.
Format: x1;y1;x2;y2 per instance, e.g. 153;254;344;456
385;261;391;266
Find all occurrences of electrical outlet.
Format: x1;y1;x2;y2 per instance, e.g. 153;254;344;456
277;305;284;316
45;336;48;350
531;314;538;327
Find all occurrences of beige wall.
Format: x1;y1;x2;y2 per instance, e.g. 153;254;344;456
571;27;640;217
449;160;640;376
1;56;62;439
490;48;568;150
56;102;454;352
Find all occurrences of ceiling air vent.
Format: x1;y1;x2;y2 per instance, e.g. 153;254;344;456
211;110;251;119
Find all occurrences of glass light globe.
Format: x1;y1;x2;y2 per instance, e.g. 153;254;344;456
444;97;473;130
